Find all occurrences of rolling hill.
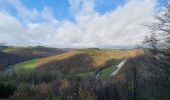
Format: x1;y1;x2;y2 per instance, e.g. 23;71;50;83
2;46;67;58
0;46;68;69
0;51;26;68
15;49;144;76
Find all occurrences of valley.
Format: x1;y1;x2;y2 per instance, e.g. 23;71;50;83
10;48;143;78
0;46;146;99
1;0;170;100
0;46;170;100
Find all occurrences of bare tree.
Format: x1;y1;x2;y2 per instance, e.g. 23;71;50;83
124;59;140;100
148;2;170;55
141;1;170;99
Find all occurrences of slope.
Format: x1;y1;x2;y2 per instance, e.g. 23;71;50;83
2;46;67;59
15;49;144;76
0;51;27;68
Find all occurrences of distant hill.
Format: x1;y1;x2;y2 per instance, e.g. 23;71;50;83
0;46;9;51
15;49;144;75
0;46;69;68
2;46;67;58
0;51;27;68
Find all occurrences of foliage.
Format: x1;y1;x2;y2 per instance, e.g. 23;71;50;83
78;88;96;100
0;82;16;99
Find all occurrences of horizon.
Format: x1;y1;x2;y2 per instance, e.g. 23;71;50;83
0;42;139;49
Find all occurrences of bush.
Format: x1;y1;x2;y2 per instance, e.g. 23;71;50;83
45;95;61;100
78;88;96;100
0;82;16;99
13;84;35;99
34;83;52;98
13;83;54;100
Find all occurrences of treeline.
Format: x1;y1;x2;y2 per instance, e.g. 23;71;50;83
1;70;119;100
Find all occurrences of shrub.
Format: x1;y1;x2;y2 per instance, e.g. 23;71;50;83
34;83;52;98
45;95;61;100
13;84;35;99
0;82;16;99
78;88;96;100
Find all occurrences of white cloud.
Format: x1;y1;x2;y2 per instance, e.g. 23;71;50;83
0;0;156;48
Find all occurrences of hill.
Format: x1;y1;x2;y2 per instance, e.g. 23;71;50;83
2;46;67;58
15;49;144;76
0;46;68;69
0;51;26;68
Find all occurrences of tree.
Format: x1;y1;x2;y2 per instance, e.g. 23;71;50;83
142;1;170;99
0;64;4;71
147;2;170;55
124;59;140;100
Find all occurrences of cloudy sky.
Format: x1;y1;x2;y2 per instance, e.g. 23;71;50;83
0;0;163;48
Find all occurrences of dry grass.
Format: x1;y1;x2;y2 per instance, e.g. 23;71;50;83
36;49;144;69
86;49;144;68
36;51;84;66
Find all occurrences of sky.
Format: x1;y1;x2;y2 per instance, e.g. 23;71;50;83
0;0;164;48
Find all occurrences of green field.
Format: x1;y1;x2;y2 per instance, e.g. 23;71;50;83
75;64;118;79
15;59;38;72
99;65;117;78
76;71;95;78
96;59;120;78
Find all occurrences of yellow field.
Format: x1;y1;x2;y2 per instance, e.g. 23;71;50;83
86;49;144;68
36;51;84;66
36;49;144;69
